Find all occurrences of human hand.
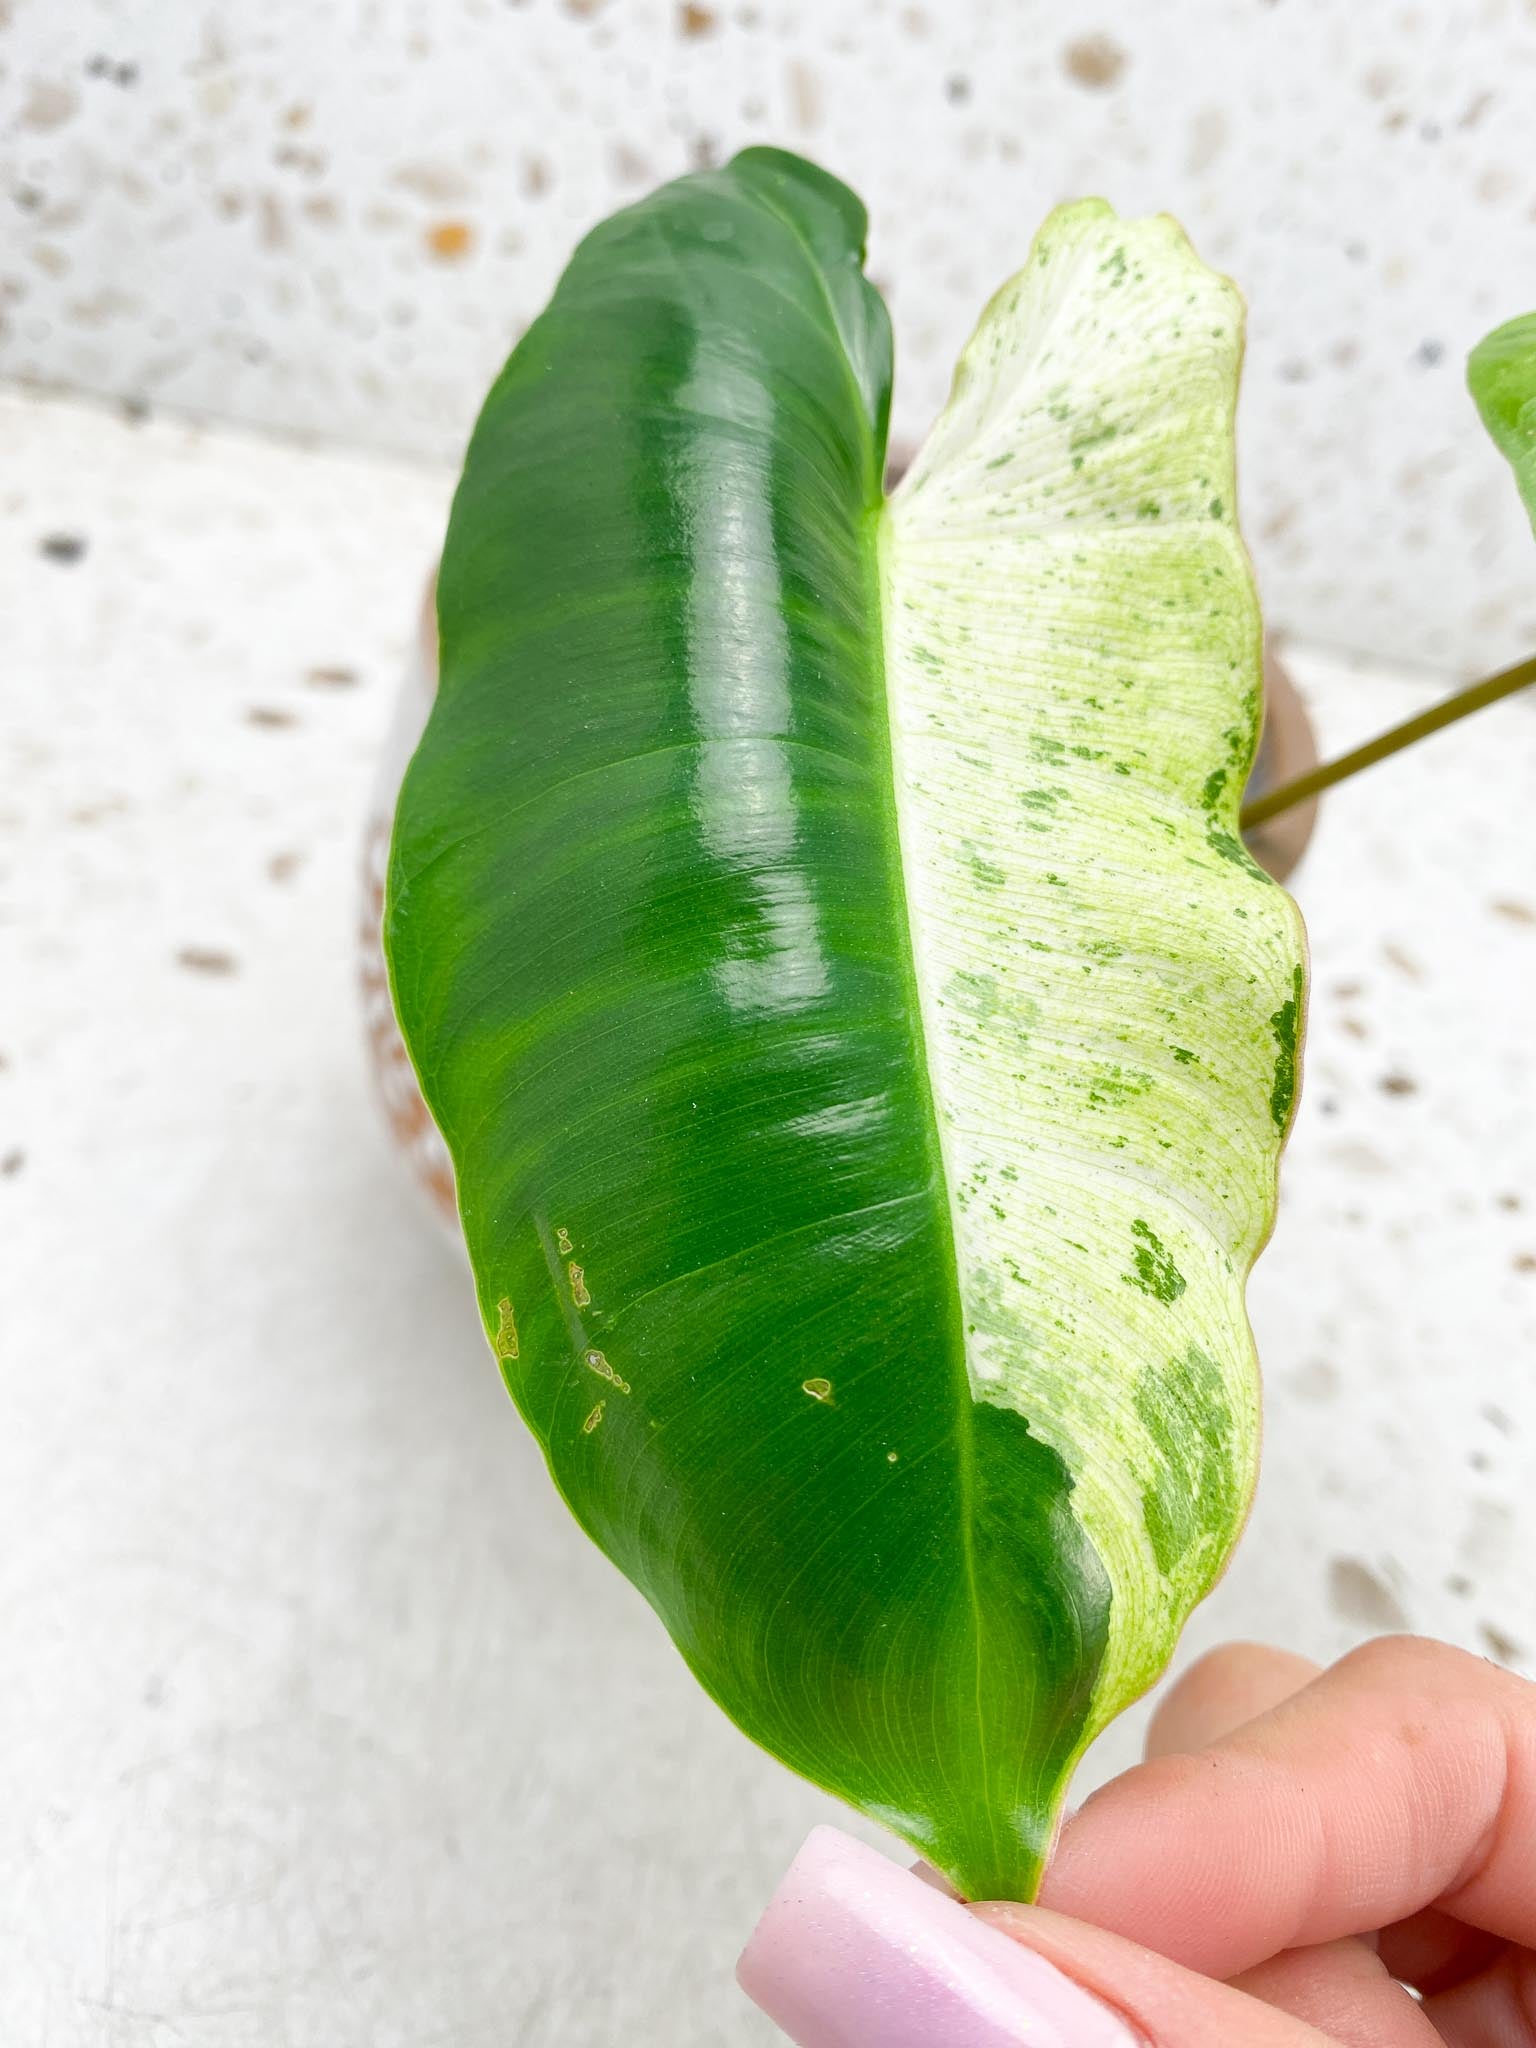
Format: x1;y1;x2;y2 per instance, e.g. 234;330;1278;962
737;1635;1536;2044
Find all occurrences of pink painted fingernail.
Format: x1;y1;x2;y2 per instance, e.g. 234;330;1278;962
738;1825;1143;2046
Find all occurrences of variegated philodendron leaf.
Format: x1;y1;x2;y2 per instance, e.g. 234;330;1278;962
1470;312;1536;531
385;149;1307;1901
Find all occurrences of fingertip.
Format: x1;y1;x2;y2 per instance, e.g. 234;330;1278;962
971;1898;1321;2045
1145;1642;1321;1758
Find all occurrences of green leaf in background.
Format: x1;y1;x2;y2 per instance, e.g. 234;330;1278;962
385;148;1307;1901
1470;312;1536;532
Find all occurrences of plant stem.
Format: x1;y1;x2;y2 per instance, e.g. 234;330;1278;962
1241;652;1536;830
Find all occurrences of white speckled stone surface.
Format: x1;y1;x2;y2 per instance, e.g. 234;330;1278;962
3;0;1536;672
2;385;1533;2044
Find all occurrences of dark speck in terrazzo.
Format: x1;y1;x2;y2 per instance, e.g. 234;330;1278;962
177;946;239;976
40;533;88;564
1479;1621;1525;1665
1382;941;1424;980
85;54;139;88
1457;90;1495;129
1329;1556;1409;1631
610;140;654;184
1062;34;1127;88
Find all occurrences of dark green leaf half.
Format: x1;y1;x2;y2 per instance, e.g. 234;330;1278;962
385;149;1305;1900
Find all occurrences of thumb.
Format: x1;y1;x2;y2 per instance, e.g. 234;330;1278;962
738;1826;1337;2047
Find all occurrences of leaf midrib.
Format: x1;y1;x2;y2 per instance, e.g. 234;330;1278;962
873;503;998;1861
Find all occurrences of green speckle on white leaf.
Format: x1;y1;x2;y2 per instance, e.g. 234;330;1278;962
883;196;1305;1748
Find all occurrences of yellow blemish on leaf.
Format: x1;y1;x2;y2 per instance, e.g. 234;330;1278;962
492;1297;519;1361
568;1262;591;1307
582;1400;605;1434
555;1226;574;1255
802;1377;834;1403
887;1450;899;1463
585;1347;630;1394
